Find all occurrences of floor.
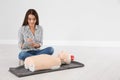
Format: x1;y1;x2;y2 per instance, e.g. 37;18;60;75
0;44;120;80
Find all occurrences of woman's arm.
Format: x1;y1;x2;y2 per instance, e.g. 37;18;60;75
18;27;24;49
31;25;43;49
18;27;32;49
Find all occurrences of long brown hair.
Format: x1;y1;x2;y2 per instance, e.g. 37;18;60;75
22;9;39;26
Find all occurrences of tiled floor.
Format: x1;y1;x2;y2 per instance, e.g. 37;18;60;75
0;44;120;80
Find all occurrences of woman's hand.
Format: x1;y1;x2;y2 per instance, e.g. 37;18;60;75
27;38;40;48
32;43;40;48
27;38;34;43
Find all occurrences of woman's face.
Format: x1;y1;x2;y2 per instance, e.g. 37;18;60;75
28;14;36;27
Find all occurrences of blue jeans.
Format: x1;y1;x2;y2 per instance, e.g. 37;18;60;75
18;47;54;60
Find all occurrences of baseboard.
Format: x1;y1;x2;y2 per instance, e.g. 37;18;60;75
0;40;18;44
0;40;120;47
44;40;120;47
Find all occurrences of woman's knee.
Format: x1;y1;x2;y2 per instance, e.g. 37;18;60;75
18;51;31;60
18;52;25;60
47;47;54;55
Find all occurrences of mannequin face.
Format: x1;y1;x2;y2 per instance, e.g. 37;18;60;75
28;14;36;27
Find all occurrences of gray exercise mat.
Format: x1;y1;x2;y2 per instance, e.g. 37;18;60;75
9;61;84;77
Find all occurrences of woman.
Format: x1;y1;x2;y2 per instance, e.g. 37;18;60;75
18;9;54;65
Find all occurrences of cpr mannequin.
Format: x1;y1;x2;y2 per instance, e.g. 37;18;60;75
24;51;74;72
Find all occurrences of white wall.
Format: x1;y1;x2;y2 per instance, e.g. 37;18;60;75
0;0;120;46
